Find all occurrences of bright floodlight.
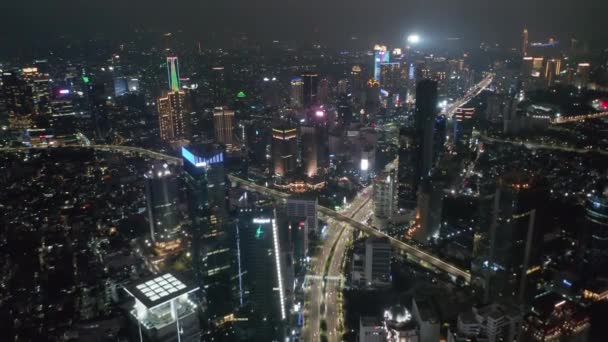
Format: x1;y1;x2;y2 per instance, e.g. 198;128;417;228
407;34;421;44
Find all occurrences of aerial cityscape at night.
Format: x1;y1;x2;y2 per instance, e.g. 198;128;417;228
2;1;608;341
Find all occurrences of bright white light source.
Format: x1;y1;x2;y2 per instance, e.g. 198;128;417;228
315;110;324;117
407;34;421;44
361;158;369;171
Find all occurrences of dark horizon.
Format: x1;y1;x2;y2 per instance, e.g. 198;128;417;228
1;0;607;52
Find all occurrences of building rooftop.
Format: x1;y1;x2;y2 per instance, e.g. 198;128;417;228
124;273;198;309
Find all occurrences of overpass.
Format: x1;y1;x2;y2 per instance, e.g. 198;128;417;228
228;175;471;282
2;143;471;281
0;144;183;165
445;73;494;117
551;111;608;124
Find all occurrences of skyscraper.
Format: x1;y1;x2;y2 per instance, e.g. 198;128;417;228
211;66;226;105
167;56;180;91
301;73;319;108
373;45;390;81
453;107;475;148
380;62;402;94
158;90;189;141
182;145;233;322
544;59;561;87
271;124;298;176
290;77;304;109
213;106;235;148
237;205;288;340
522;28;529;57
21;67;50;114
5;72;30;114
317;77;329;104
364;237;391;287
412;177;444;244
300;112;329;178
398;126;417;210
144;164;181;250
373;171;398;223
474;172;545;303
415;80;438;181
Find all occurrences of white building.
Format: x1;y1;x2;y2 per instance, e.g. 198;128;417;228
123;273;200;342
373;170;398;224
448;303;522;342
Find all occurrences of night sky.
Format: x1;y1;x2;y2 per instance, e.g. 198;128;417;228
1;0;607;48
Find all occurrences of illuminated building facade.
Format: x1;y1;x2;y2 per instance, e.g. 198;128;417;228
144;164;181;250
473;172;545;303
21;67;50;114
379;62;403;94
287;196;318;236
301;111;329;178
522;293;590;342
576;63;590;88
213;106;235;148
364;237;391;287
182;145;234;322
412;177;444;244
301;73;319;108
290;77;304;108
158;90;189;141
167;56;180;92
237;207;288;340
582;182;608;277
211;66;225;105
453;107;475;148
271;125;298;176
1;70;34;128
398;126;417;210
544;59;561;87
373;171;397;222
124;273;200;342
373;45;390;81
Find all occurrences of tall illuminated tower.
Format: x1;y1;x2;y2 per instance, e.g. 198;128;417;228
213;106;235;148
271;124;298;176
290;77;304;108
158;90;189;141
144;164;181;250
182;145;234;322
301;73;319;108
167;56;180;91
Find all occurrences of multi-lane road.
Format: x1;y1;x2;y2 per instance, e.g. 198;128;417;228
445;73;494;117
302;185;372;341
